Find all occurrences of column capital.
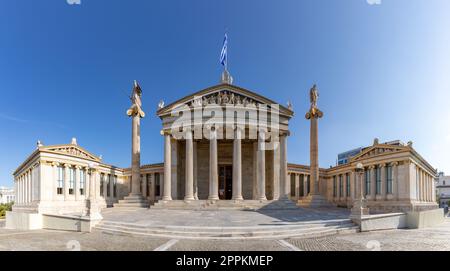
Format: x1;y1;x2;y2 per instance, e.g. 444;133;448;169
391;161;399;166
379;163;386;168
64;163;72;168
368;165;375;170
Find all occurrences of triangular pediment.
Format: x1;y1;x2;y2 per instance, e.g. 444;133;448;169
156;83;294;117
350;144;409;162
40;144;101;162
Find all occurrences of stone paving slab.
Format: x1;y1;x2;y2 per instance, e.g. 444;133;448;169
0;229;169;251
286;219;450;251
101;207;351;227
169;239;290;251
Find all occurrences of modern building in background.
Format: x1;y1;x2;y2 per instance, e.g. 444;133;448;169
0;187;15;204
435;172;450;207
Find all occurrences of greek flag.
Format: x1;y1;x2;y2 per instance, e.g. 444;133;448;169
220;33;228;68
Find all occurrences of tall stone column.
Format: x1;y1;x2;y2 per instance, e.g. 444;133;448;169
294;174;300;200
114;81;149;208
257;130;267;201
110;175;115;200
370;166;376;200
298;84;329;207
130;114;141;196
391;162;398;200
209;130;219;200
162;132;172;201
378;164;386;200
185;129;195;201
193;141;198;200
303;175;308;197
64;164;70;201
280;134;289;198
232;128;243;200
272;140;280;200
75;166;81;201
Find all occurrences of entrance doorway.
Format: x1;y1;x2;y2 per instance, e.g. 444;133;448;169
218;165;233;200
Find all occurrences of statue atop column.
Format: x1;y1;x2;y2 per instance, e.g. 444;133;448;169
127;80;146;118
305;84;323;120
114;80;149;208
298;84;330;208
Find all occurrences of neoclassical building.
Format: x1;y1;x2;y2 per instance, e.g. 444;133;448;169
7;77;438;229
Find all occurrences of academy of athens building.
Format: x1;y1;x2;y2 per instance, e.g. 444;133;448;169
7;75;438;230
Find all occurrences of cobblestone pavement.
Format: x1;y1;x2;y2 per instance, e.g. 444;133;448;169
286;219;450;251
1;219;450;251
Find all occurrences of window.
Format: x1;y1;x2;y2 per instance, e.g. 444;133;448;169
339;175;343;197
333;176;337;197
107;175;111;197
113;175;117;198
69;167;75;195
387;165;393;194
155;173;161;197
346;174;350;197
57;166;64;195
444;180;446;185
365;169;370;196
100;174;104;197
376;166;381;195
80;169;85;195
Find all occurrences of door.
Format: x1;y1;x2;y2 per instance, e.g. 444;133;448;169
218;165;233;200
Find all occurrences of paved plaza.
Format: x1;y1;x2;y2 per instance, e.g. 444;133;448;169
100;207;351;227
1;219;450;251
1;209;450;251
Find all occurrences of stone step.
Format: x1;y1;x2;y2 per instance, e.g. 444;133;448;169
151;199;301;210
98;221;354;233
94;223;358;240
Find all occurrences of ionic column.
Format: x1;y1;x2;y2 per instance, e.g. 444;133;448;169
75;166;81;201
370;166;376;199
257;130;267;200
185;129;195;201
64;164;70;200
280;133;289;198
419;169;424;202
350;171;356;199
208;129;219;200
432;174;436;202
84;167;90;199
29;169;33;203
391;162;398;199
303;175;308;196
103;174;108;199
25;172;29;204
19;176;22;204
232;127;243;200
149;173;155;202
380;163;386;199
272;139;280;200
294;174;300;200
163;132;172;201
193;141;198;200
110;174;116;199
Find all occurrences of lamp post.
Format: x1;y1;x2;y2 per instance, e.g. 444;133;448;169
350;162;369;224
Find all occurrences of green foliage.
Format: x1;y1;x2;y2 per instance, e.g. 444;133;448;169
0;202;13;219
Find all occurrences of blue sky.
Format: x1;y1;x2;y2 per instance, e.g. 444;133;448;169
1;0;449;187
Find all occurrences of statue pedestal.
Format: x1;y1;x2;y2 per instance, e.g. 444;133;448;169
114;194;149;209
297;194;332;208
349;198;370;225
